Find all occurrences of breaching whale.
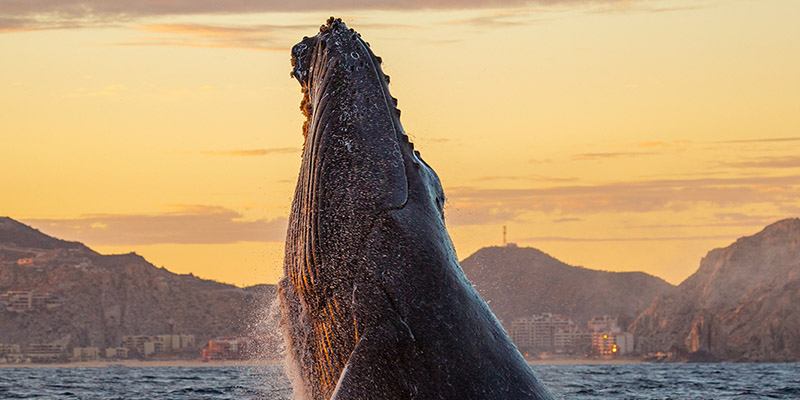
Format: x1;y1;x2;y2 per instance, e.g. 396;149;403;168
278;17;555;400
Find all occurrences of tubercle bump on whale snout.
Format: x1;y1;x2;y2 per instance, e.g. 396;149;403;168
290;36;316;87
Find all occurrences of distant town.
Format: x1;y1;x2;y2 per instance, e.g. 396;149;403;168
509;313;638;359
4;216;799;364
0;289;273;364
1;290;645;364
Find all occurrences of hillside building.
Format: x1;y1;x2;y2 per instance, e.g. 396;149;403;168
0;290;64;312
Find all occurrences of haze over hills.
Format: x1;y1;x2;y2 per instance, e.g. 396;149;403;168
460;245;674;327
630;218;800;362
0;217;276;356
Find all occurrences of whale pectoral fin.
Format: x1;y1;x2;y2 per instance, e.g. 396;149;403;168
331;320;413;400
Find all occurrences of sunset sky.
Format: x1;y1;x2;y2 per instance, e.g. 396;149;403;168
2;0;799;287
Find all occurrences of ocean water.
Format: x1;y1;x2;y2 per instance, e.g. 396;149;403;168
0;363;798;399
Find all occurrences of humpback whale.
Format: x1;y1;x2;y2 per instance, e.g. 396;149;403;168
278;17;555;400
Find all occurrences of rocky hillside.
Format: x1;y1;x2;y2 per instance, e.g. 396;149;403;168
460;245;673;328
0;217;276;356
630;218;800;362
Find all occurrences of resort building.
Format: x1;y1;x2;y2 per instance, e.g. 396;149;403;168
0;343;21;356
592;331;635;356
26;343;66;362
202;337;254;361
105;347;129;359
588;315;621;333
72;347;100;361
0;290;64;312
122;334;196;358
511;313;591;354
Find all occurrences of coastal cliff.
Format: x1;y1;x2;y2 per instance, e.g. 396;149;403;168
630;218;800;361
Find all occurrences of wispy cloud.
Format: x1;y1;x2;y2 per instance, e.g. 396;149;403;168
717;136;800;144
628;213;783;229
517;234;736;242
591;3;706;14
0;0;657;32
199;147;300;156
444;174;800;223
474;174;575;183
573;151;657;160
110;23;316;51
0;16;82;32
24;205;287;245
446;8;551;28
720;156;800;169
444;205;525;226
553;217;582;223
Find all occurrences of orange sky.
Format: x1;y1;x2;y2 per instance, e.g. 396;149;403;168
2;0;799;286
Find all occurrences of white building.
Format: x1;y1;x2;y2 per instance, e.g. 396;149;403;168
73;347;99;361
511;314;588;353
588;315;621;333
105;347;129;359
592;331;635;356
0;343;21;356
122;334;196;358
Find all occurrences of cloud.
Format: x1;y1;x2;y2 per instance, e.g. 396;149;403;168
516;234;736;242
720;156;800;169
572;151;657;160
627;214;783;229
446;8;550;28
553;217;582;223
590;3;706;14
24;205;287;245
0;0;650;32
443;174;800;222
474;174;575;183
111;22;316;51
718;136;800;144
444;204;525;226
199;147;300;156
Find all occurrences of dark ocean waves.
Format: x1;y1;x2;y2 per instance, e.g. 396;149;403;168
0;365;292;400
535;363;800;399
0;363;797;399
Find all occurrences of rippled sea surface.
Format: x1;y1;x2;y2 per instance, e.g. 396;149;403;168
1;363;798;399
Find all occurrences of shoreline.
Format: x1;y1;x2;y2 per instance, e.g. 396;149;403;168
0;358;647;368
0;359;283;368
526;358;646;365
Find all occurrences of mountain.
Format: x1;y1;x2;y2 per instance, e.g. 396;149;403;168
630;218;800;361
0;217;276;356
460;245;673;328
0;217;90;252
